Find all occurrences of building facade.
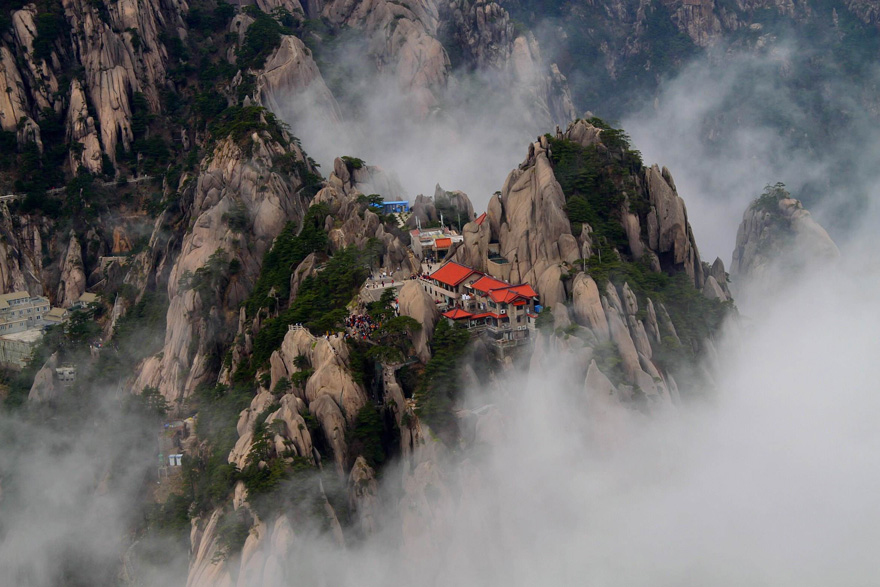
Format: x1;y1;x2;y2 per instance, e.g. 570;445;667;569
410;227;464;260
0;292;51;335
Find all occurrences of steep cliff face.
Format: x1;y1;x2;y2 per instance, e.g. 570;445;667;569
478;119;707;292
322;0;450;116
0;207;47;295
56;230;86;307
457;118;729;403
0;0;185;167
134;128;314;403
487;134;575;287
64;0;184;162
256;34;343;133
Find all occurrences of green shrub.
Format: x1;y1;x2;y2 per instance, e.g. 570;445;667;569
245;202;329;314
208;105;288;153
251;246;368;368
32;10;66;62
236;7;288;70
213;509;251;562
348;404;386;468
222;202;249;233
547;135;636;251
341;155;365;169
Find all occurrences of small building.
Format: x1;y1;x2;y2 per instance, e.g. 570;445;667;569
42;307;69;326
421;261;482;307
158;420;188;474
72;292;98;310
0;291;51;335
0;328;43;369
55;365;76;385
372;200;410;214
410;227;464;260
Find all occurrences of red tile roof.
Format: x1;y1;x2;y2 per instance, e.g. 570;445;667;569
472;312;501;319
489;289;520;304
475;212;487;226
442;308;473;319
430;262;478;287
471;275;511;294
508;284;538;299
435;237;452;249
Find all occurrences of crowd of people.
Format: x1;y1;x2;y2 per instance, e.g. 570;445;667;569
345;313;379;340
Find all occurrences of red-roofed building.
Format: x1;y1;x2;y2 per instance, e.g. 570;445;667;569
422;262;483;308
429;262;477;288
471;275;510;294
442;308;473;320
420;260;540;355
474;212;487;226
434;237;452;250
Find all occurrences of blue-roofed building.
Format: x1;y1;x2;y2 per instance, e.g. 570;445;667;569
371;200;410;214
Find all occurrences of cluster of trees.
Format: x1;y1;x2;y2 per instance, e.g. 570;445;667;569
548;119;645;252
413;320;470;439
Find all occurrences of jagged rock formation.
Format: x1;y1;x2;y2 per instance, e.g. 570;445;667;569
407;184;475;229
731;185;839;291
56;231;86;307
485;134;574;287
256;35;343;133
328;157;407;202
269;327;367;467
457;119;711;294
433;184;474;223
319;0;574;124
453;119;731;405
0;207;46;295
133;130;314;403
313;157;418;273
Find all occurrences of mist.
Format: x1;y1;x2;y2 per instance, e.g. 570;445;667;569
159;226;879;586
0;388;191;586
277;35;559;209
4;24;880;586
285;215;880;586
622;39;880;262
1;189;877;587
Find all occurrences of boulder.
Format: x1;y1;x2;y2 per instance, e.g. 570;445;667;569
309;395;348;474
570;273;609;340
433;184;475;223
27;353;60;403
731;192;839;292
535;264;566;308
397;280;440;362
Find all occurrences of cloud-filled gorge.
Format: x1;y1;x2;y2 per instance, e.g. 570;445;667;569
2;236;878;585
1;3;879;585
